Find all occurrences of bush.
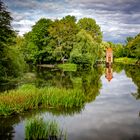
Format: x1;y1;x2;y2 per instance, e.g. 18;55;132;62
70;54;92;66
70;30;98;67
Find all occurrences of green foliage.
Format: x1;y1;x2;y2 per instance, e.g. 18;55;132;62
0;1;15;49
71;67;102;102
57;63;77;71
77;17;102;43
25;117;66;140
105;33;140;62
70;29;99;66
48;15;78;62
0;84;85;116
125;66;140;99
23;16;102;66
125;33;140;60
125;36;133;44
97;41;110;60
114;57;137;65
30;18;53;48
23;16;79;64
113;43;124;58
3;46;26;77
23;18;53;64
0;1;26;81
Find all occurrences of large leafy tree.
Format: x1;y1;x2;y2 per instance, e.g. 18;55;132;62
0;1;15;49
48;15;79;61
0;1;16;80
30;18;53;48
77;18;102;43
70;29;99;66
23;18;53;64
125;33;140;60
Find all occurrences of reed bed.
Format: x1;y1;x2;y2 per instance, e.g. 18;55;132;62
0;84;85;116
25;117;66;140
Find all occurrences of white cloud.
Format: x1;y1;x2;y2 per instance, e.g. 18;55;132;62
4;0;140;42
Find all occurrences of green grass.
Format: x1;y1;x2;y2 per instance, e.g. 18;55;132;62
0;84;85;116
25;117;66;140
114;57;137;65
57;63;77;71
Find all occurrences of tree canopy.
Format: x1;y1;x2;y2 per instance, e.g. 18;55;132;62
0;1;26;81
23;16;101;65
77;18;102;43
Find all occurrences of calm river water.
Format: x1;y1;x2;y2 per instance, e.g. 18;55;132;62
0;64;140;140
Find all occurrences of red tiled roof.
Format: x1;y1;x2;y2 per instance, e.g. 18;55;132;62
106;48;112;52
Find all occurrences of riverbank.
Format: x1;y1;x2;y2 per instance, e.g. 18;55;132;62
114;57;139;65
57;63;77;71
0;84;85;116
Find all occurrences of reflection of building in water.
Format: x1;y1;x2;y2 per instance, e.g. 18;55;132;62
106;48;113;66
105;66;113;82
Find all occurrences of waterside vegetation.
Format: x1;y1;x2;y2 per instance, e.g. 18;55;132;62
114;57;138;65
0;84;85;116
0;0;140;118
25;117;66;140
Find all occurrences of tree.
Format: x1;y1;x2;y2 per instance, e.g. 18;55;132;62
48;15;78;61
113;43;124;58
0;1;26;81
0;1;15;49
98;41;110;60
0;1;15;80
23;18;54;64
31;18;53;48
125;33;140;61
77;18;102;43
70;29;99;66
125;36;133;44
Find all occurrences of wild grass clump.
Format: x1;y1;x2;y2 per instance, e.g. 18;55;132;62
0;84;85;116
25;117;66;140
114;57;137;65
57;63;77;71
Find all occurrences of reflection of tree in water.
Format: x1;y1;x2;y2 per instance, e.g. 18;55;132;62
0;66;104;140
71;67;103;102
0;106;82;140
0;123;14;140
35;67;73;89
113;64;140;99
113;63;124;73
124;66;140;99
35;66;103;103
0;113;32;140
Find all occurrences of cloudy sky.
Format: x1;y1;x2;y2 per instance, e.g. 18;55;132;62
3;0;140;43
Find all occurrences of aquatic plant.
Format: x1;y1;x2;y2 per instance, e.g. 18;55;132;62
25;117;66;140
0;84;85;116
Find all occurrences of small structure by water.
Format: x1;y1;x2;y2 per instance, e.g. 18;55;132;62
106;48;113;66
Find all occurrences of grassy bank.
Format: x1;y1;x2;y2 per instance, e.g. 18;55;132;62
57;63;77;71
25;117;66;140
0;84;85;116
114;57;137;65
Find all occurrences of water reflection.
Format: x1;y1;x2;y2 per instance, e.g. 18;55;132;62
105;66;113;82
113;64;140;100
0;64;140;140
35;66;103;103
0;108;82;140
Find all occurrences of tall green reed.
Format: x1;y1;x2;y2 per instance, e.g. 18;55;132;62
0;84;85;116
